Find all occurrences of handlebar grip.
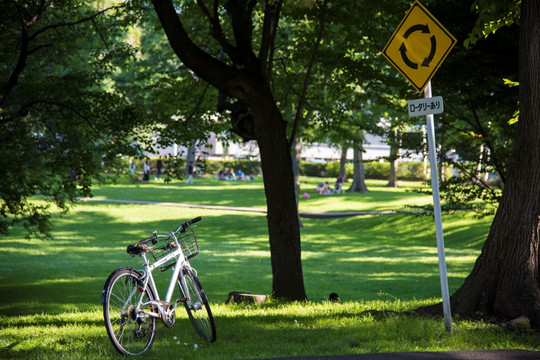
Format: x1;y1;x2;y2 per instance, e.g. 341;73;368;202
181;216;202;232
188;216;202;225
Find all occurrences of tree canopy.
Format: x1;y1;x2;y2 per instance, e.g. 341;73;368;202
0;1;148;236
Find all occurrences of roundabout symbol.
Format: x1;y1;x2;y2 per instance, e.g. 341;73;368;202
381;0;456;92
399;24;436;69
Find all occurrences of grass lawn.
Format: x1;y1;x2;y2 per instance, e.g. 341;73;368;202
1;177;538;359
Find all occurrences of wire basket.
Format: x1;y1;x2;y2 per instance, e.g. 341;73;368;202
178;227;199;259
149;228;199;272
149;240;178;272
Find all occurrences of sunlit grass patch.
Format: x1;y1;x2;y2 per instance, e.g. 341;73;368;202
3;177;536;359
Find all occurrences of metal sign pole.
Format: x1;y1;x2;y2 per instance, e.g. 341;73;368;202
424;81;453;333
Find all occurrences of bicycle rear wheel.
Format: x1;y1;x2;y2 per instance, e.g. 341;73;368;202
180;269;216;342
102;267;156;355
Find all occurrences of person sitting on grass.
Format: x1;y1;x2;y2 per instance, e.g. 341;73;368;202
316;182;331;194
235;169;245;180
332;177;344;194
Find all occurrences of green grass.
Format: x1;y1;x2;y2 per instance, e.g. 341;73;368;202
90;177;433;212
1;177;538;359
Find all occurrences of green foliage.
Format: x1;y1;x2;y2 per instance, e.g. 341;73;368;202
0;0;522;239
299;161;429;181
300;162;331;177
465;0;521;48
404;0;519;213
0;1;149;237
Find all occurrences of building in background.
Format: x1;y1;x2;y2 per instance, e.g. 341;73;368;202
151;132;423;162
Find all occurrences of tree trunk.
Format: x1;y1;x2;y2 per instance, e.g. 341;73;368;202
422;0;540;326
339;146;348;180
249;83;307;301
185;143;196;176
347;138;368;193
387;129;400;188
292;137;304;228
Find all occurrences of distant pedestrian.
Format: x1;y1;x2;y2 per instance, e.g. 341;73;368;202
186;161;194;185
156;156;163;181
143;159;150;182
195;157;203;175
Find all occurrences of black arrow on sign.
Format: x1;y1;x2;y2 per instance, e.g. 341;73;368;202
421;35;437;67
404;23;430;38
399;43;418;69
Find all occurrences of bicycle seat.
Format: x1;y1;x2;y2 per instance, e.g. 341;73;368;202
127;235;157;256
127;244;149;256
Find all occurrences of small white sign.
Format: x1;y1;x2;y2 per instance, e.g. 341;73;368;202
408;96;444;117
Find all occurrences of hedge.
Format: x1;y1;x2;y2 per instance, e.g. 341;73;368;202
111;157;440;181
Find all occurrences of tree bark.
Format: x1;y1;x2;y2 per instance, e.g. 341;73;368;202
422;0;540;326
387;129;400;188
249;83;306;300
292;138;304;228
339;146;348;180
347;136;368;193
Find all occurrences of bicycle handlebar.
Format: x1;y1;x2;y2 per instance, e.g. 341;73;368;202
128;217;203;256
179;216;202;232
138;235;157;246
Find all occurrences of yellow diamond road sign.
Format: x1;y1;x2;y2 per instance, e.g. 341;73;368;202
382;0;456;93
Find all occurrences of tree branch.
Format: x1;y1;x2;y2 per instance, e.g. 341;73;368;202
228;0;255;56
196;0;235;59
28;5;123;42
151;0;238;93
288;0;328;151
0;1;33;105
259;0;282;81
0;2;126;106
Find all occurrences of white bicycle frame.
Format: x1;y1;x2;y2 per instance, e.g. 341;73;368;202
132;230;197;321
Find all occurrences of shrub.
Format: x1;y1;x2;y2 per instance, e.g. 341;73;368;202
301;160;430;181
364;161;389;179
300;162;328;177
204;159;262;176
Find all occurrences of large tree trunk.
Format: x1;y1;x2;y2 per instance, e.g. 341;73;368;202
249;83;306;300
423;0;540;326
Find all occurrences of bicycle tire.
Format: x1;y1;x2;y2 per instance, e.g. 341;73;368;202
179;269;216;342
102;267;157;355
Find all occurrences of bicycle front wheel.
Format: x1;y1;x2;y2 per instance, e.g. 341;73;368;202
180;269;216;342
102;267;157;355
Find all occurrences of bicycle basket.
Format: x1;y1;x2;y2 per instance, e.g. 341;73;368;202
149;239;178;272
178;227;199;259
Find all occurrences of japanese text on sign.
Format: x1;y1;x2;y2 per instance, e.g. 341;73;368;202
408;96;444;117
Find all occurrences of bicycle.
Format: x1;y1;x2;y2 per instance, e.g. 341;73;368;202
101;216;216;355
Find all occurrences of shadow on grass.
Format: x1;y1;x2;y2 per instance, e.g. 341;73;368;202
0;201;491;317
